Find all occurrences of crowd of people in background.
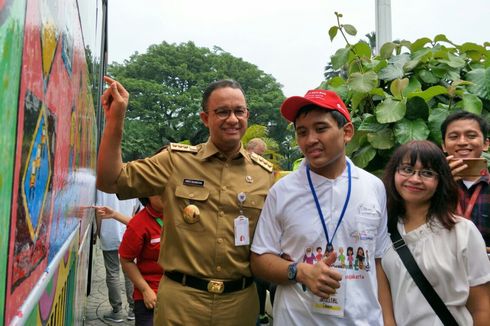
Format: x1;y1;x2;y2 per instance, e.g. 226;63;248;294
92;76;489;325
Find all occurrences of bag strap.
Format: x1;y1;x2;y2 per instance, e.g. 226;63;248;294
390;226;459;326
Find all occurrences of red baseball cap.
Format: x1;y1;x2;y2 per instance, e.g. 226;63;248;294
280;89;351;123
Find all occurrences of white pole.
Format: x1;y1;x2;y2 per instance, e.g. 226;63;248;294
375;0;392;53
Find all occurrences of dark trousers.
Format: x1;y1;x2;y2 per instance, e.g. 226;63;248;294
134;300;154;326
254;277;276;314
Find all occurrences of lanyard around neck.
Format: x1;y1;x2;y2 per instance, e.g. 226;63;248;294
306;161;352;248
457;183;483;219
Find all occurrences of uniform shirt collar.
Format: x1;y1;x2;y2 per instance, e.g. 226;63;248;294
199;139;248;162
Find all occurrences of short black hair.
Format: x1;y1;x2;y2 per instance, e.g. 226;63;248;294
139;197;149;207
441;111;489;141
201;79;245;111
293;105;348;128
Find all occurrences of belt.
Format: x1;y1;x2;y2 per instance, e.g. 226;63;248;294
165;271;253;294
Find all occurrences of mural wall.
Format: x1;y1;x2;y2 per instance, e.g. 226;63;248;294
0;0;26;321
0;0;105;324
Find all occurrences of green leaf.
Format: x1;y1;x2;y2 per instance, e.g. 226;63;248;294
328;76;346;87
346;131;367;156
403;59;421;72
328;26;339;41
348;71;378;93
358;114;385;132
343;24;357;36
462;93;483;115
370;87;386;98
379;64;404;81
375;98;407;123
326;78;349;100
407;85;448;101
428;108;450;145
379;42;396;59
410;37;432;52
394;118;430;144
434;34;452;44
418;70;438;84
350;91;368;113
460;42;486;54
351;144;377;168
351;41;372;59
466;68;490;98
390;78;409;99
331;47;351;69
402;78;422;97
373;59;388;73
367;127;395;149
405;96;429;121
441;52;466;69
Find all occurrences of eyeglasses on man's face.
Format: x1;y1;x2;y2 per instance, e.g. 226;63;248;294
396;164;438;180
207;107;248;120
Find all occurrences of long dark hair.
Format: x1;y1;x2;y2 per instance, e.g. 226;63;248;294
383;140;458;232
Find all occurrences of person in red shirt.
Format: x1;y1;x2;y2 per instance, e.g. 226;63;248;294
119;195;164;326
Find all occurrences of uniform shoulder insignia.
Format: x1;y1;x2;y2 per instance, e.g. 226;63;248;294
250;152;274;173
169;143;198;153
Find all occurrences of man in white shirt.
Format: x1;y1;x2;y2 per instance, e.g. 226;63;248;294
251;90;390;325
96;190;139;322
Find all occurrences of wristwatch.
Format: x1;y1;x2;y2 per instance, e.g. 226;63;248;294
287;262;298;281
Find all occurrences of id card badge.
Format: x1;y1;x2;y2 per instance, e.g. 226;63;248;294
311;270;346;317
234;215;249;246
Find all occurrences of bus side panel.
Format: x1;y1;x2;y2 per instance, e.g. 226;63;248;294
0;0;27;323
4;0;103;324
25;232;79;325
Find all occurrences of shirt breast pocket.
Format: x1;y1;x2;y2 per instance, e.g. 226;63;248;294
355;213;381;252
241;194;265;234
174;185;209;232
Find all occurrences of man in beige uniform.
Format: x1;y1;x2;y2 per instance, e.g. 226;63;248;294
97;76;275;325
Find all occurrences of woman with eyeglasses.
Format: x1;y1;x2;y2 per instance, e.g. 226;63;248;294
377;140;490;326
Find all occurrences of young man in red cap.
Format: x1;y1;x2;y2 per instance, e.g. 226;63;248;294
251;89;391;325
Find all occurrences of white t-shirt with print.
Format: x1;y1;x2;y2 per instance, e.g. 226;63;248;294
96;190;139;251
252;158;390;325
382;217;490;326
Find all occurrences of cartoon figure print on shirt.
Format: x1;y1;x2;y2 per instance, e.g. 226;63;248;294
292;202;380;297
303;247;316;264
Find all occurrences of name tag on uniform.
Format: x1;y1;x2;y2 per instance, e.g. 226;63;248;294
150;237;161;244
234;215;249;246
183;179;204;187
311;270;346;317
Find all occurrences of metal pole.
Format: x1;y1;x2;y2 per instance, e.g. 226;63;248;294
375;0;392;54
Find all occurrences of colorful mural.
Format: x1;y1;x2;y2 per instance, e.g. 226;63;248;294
0;0;26;320
23;232;79;325
1;0;105;324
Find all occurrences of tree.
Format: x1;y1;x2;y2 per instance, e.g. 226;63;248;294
108;41;293;165
323;12;490;174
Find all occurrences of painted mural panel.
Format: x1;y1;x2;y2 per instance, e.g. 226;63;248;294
24;232;79;325
3;0;104;323
0;0;26;321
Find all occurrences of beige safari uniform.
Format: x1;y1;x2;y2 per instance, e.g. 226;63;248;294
116;140;274;325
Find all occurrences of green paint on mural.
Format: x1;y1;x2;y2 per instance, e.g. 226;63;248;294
0;0;27;323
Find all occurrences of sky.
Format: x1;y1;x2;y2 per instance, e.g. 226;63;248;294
108;0;489;97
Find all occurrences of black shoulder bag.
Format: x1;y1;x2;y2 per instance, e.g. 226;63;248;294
390;226;459;326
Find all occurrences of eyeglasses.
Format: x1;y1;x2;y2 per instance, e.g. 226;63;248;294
397;165;438;180
208;108;248;120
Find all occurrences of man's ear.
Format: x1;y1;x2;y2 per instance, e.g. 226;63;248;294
441;142;447;153
200;111;209;127
343;122;354;143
